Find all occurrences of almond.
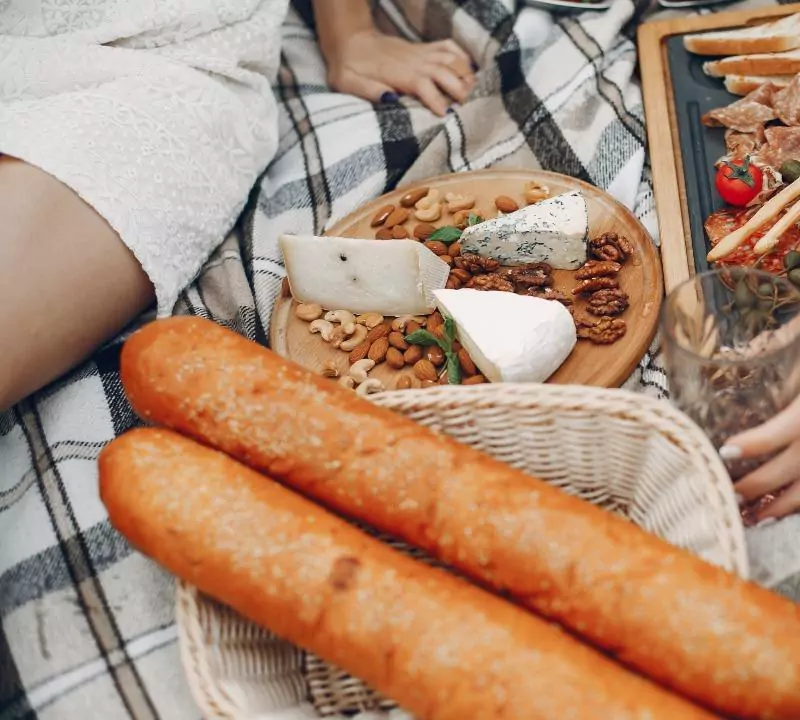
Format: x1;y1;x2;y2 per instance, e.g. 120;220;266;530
421;380;438;388
427;311;443;330
463;374;487;385
438;370;449;385
368;337;389;364
426;346;445;367
281;277;292;298
404;345;423;364
413;223;436;240
348;340;372;365
406;320;421;335
385;347;405;369
441;255;453;267
391;225;409;239
446;276;462;290
396;375;414;390
365;322;391;344
413;359;438;382
371;204;395;227
424;240;448;256
448;241;462;257
457;348;478;376
495;195;519;213
388;331;408;351
451;268;471;282
385;207;410;228
375;227;393;240
400;187;429;208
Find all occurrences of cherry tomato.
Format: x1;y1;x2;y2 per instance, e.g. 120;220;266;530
715;156;763;207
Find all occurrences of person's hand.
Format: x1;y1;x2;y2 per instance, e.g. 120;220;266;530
324;30;477;117
721;393;800;521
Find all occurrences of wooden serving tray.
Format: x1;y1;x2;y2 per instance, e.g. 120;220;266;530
638;3;800;294
271;169;662;390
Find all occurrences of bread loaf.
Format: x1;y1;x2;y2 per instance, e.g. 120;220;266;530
703;49;800;78
724;73;794;96
120;317;800;720
99;428;717;720
683;14;800;56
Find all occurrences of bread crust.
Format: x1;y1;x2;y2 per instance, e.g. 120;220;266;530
704;51;800;78
100;428;716;720
120;317;800;720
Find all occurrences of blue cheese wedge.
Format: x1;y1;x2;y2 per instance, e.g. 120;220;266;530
279;234;450;316
433;289;576;383
460;191;588;269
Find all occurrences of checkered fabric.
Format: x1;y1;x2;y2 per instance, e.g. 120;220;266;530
1;1;797;718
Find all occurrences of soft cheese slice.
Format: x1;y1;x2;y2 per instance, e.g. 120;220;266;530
433;289;576;383
280;234;450;316
460;191;588;269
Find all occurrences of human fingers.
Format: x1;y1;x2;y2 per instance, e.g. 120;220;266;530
410;75;450;116
426;50;475;80
734;439;800;503
329;69;399;105
720;393;800;460
425;63;472;104
756;480;800;521
429;39;474;68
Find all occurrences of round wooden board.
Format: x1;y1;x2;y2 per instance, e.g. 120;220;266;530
270;169;663;389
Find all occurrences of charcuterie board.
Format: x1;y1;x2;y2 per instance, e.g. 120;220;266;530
270;169;662;390
639;3;800;292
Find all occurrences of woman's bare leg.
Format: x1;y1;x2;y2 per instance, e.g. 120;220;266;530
0;156;155;409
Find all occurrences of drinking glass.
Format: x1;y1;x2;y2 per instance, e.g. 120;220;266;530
662;268;800;511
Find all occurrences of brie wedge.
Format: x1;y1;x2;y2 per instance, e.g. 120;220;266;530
460;191;589;269
280;234;450;315
433;289;576;383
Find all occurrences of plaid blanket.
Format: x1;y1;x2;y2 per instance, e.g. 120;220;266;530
1;0;798;717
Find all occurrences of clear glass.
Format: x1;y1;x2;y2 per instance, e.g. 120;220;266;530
662;269;800;517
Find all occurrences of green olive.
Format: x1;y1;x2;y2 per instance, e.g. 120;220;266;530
758;282;774;297
784;250;800;271
789;268;800;287
727;267;745;282
780;160;800;184
758;297;774;312
734;280;756;309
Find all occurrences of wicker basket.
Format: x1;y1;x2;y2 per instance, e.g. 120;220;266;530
175;383;748;720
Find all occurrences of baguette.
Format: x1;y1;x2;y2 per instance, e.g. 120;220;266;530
704;49;800;78
683;14;800;56
724;73;794;96
120;317;800;720
99;428;717;720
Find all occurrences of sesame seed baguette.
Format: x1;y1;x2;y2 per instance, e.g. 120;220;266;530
99;428;717;720
120;317;800;720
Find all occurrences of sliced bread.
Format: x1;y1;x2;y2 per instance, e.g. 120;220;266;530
684;13;800;56
724;74;795;96
704;49;800;78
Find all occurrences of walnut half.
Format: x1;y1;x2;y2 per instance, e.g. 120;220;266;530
575;315;627;344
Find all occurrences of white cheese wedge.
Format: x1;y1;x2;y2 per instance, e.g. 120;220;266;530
280;234;450;316
433;289;576;383
460;191;589;269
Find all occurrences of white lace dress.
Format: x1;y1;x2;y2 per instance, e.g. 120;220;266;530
0;0;289;315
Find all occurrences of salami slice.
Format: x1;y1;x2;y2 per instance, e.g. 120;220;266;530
702;83;779;133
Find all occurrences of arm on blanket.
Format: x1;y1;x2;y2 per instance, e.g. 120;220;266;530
0;156;154;410
311;0;476;117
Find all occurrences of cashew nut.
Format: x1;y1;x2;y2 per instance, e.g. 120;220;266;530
339;324;368;351
414;203;442;222
320;360;340;378
296;303;323;321
415;188;441;210
391;315;426;332
338;375;356;390
348;358;376;383
523;182;550;205
356;312;384;329
329;324;356;349
309;319;335;341
445;192;476;213
355;378;385;396
325;309;356;327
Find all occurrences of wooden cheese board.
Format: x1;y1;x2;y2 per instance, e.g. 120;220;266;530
638;3;800;293
270;169;662;390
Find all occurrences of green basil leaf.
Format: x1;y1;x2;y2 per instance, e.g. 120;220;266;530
429;226;462;244
446;352;462;385
467;213;483;226
405;329;443;347
442;315;457;353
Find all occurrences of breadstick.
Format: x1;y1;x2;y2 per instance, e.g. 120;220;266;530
120;317;800;720
100;428;717;720
753;197;800;253
708;175;800;261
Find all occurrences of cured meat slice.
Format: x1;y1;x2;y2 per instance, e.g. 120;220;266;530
702;83;779;132
723;127;765;159
773;74;800;126
754;125;800;169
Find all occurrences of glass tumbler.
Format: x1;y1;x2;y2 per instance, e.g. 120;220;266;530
662;268;800;491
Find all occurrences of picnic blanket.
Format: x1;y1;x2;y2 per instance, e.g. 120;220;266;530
1;0;798;718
